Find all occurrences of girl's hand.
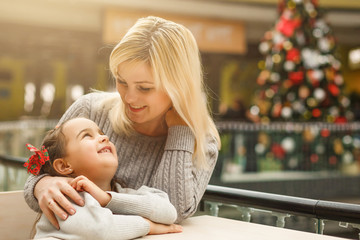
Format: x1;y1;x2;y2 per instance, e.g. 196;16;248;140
34;176;84;229
70;175;111;207
165;107;187;127
144;219;183;235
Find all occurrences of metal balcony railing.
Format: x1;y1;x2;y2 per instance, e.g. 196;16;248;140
0;154;27;191
210;121;360;200
201;185;360;239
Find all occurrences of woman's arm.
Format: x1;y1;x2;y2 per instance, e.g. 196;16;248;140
23;94;92;225
106;185;178;224
150;126;219;223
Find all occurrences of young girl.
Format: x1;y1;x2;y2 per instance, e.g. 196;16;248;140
25;117;182;240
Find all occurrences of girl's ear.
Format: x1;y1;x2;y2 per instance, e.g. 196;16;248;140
53;158;73;175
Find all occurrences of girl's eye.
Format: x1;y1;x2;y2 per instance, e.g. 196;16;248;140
83;133;92;138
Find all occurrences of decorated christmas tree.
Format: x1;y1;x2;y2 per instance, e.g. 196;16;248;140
248;0;353;123
232;0;359;174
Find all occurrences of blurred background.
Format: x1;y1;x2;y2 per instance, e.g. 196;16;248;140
1;0;360;238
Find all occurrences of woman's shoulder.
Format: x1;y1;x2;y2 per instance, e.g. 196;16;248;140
82;91;118;102
73;91;120;112
59;91;119;122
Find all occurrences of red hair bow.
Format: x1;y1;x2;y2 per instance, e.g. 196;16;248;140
24;144;50;175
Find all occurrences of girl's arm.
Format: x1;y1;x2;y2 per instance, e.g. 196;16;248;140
70;175;111;207
106;185;178;224
36;192;181;240
70;176;178;225
150;125;219;223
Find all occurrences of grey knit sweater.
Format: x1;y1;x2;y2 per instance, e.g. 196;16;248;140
35;184;177;240
24;92;219;222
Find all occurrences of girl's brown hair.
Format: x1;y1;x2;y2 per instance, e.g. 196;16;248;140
38;120;69;176
29;121;69;239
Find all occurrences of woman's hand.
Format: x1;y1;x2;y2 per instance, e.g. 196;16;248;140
70;175;111;207
165;107;187;127
34;176;84;229
144;218;183;235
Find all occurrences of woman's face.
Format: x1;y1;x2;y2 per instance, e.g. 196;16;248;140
116;62;172;136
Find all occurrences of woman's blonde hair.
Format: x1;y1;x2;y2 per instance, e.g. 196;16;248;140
108;16;220;168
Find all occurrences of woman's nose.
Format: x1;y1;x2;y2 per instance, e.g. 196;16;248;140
124;89;137;103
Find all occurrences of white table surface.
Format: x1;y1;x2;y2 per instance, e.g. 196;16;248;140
142;215;346;240
0;191;347;240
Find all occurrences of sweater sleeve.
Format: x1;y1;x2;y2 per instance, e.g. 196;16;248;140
105;185;177;224
23;94;92;212
35;193;150;240
149;126;219;223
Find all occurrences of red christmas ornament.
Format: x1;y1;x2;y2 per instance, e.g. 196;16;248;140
312;108;322;118
289;71;304;85
328;84;340;96
310;154;319;163
329;156;337;165
334;116;347;123
286;48;300;62
276;14;302;37
320;128;330;138
271;143;286;159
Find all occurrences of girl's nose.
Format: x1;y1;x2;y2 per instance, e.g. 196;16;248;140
99;135;109;143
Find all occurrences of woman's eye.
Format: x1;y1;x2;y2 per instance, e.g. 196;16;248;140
139;86;151;92
117;79;127;86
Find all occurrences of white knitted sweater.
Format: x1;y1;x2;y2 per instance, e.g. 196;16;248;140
35;184;177;240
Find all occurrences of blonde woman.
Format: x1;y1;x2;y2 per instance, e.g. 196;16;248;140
24;16;220;229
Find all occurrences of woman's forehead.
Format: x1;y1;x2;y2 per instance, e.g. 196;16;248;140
118;62;155;82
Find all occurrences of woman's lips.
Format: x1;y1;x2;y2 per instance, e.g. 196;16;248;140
129;105;146;112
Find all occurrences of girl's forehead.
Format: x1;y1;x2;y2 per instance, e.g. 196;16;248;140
63;118;98;135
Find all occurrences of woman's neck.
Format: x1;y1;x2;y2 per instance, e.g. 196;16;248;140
133;121;168;136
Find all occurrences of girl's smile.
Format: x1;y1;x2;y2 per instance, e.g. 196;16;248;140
62;118;118;189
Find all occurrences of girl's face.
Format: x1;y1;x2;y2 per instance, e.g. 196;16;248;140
116;61;172;136
62;118;118;187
